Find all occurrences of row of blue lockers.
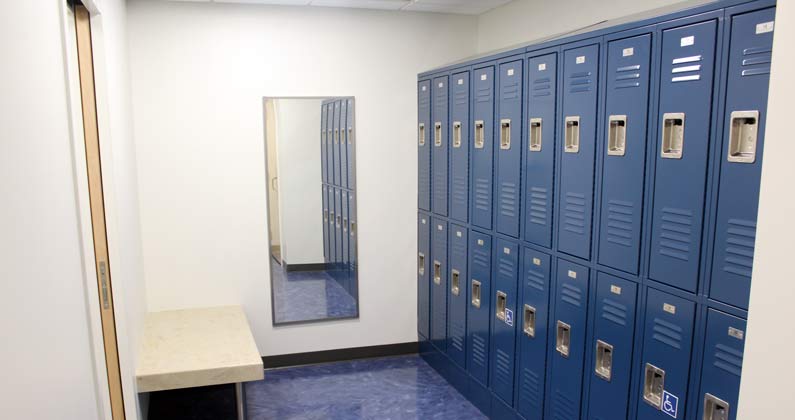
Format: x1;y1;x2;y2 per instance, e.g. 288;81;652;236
321;98;356;189
321;184;357;276
417;0;774;312
418;212;746;420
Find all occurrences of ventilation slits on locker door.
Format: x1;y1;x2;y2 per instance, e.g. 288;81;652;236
519;368;543;410
605;199;635;247
494;350;513;391
561;283;584;307
525;264;546;292
671;54;703;82
657;207;694;261
741;46;772;76
471;334;488;369
569;71;593;93
532;76;553;97
615;64;642;88
652;317;685;350
712;343;744;377
527;187;549;227
563;192;587;235
722;218;756;277
600;298;629;326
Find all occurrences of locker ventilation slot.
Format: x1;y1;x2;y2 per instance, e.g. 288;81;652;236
563;192;587;235
569;71;593;93
472;334;487;368
495;350;513;390
474;121;485;149
652;317;685;349
552;390;578;420
615;64;641;89
499;182;518;218
727;111;759;163
722;218;756;278
713;343;744;377
474;178;490;213
672;54;703;82
606;200;634;247
529;118;543;151
519;368;543;409
528;187;549;227
532;77;552;98
601;298;629;326
561;283;584;308
741;46;772;77
525;265;546;292
658;207;693;261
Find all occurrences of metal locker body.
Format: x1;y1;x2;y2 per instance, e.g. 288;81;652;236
322;185;329;265
648;20;718;293
471;65;496;230
696;309;746;420
339;100;349;189
636;288;696;420
710;7;775;310
341;190;350;292
467;230;492;385
450;71;470;224
515;248;551;420
586;273;638;420
548;259;590;420
557;43;600;260
523;52;557;248
321;103;328;184
431;217;449;351
495;59;523;238
332;100;341;186
432;76;450;216
347;98;356;189
418;213;431;339
419;80;432;211
490;238;520;405
598;34;653;274
334;188;343;271
447;224;468;367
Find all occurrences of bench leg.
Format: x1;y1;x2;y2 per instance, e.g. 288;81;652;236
235;382;247;420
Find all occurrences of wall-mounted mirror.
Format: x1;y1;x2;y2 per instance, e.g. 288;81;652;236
263;97;358;325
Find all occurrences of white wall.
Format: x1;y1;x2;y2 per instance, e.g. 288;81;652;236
128;0;477;356
273;98;324;265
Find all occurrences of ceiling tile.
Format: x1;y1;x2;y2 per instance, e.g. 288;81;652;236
310;0;411;11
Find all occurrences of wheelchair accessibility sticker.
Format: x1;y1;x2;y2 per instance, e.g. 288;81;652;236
505;309;514;327
662;391;679;418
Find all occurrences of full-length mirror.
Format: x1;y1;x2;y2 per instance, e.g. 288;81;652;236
264;97;358;325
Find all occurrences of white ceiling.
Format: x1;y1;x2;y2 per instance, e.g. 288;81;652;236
174;0;515;15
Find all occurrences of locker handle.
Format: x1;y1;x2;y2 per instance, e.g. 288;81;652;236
347;127;353;144
434;122;442;147
607;115;627;156
529;118;542;152
343;217;348;232
727;110;759;163
334;129;340;145
556;321;571;357
474;120;485;149
453;121;462;148
418;123;426;146
565;116;580;153
500;119;511;150
496;291;507;321
703;393;730;420
643;363;666;410
451;269;461;296
661;113;685;159
321;131;326;145
523;304;536;338
433;261;441;285
418;253;425;276
594;340;614;381
471;280;481;308
323;209;328;222
329;211;335;225
336;215;341;228
350;221;356;237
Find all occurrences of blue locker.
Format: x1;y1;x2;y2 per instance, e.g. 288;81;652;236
432;76;449;216
447;224;468;367
328;186;336;267
419;81;432;211
586;273;639;420
326;104;334;185
321;103;328;184
339;100;349;189
349;191;358;300
710;7;775;310
346;98;356;189
557;43;600;260
495;59;523;238
341;189;350;291
467;230;492;385
490;239;520;405
523;52;557;248
418;213;431;340
450;71;470;223
322;185;329;265
696;309;746;420
332;100;341;186
636;289;696;420
547;259;590;420
598;34;652;274
515;248;551;420
648;20;718;293
431;217;448;351
471;65;495;230
334;187;343;271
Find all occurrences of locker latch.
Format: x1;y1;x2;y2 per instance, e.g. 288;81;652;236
336;214;341;228
496;291;507;321
343;217;348;232
451;269;461;296
350;221;356;237
347;127;353;144
474;120;485;149
334;128;340;145
453;121;462;148
433;261;441;285
661;113;685;159
703;393;730;420
418;123;426;146
594;340;614;381
727;110;759;163
565;116;580;153
643;363;666;410
556;321;571;357
471;280;481;308
329;211;335;226
523;304;536;338
608;115;627;156
434;122;442;147
529;118;543;152
500;119;511;150
323;209;329;222
418;253;425;276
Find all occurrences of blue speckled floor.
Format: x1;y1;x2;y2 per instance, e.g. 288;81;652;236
246;355;486;420
271;263;358;324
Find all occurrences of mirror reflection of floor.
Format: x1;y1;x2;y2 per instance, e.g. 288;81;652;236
271;263;357;324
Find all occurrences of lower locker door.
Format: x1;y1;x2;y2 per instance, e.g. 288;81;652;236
417;213;430;339
341;190;350;293
467;231;492;385
696;309;746;420
447;224;468;367
490;239;519;405
430;218;448;351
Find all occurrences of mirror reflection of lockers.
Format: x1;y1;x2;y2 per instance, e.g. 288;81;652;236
262;97;358;325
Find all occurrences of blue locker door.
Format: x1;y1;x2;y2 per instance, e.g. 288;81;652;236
332;100;341;186
648;20;718;292
349;191;358;300
341;190;350;292
558;43;600;260
321;103;328;184
450;71;470;223
523;52;557;248
515;248;551;420
636;289;696;420
419;81;432;211
326;105;334;185
598;34;652;274
432;76;449;216
496;59;523;238
490;239;520;405
347;98;356;189
696;309;746;420
710;7;775;310
467;231;492;385
548;259;590;420
471;65;495;230
327;187;336;267
587;273;638;420
418;213;431;340
322;185;329;265
430;217;448;351
339;100;349;189
447;224;468;367
334;188;343;271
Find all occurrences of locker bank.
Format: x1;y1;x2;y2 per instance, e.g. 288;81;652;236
4;0;793;419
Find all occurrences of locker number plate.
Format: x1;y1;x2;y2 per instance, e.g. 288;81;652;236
610;285;622;295
503;247;511;255
663;303;676;314
533;257;541;266
680;36;694;47
480;74;487;81
576;56;585;64
756;21;774;34
568;270;577;279
507;69;514;76
477;239;484;246
538;63;546;71
622;47;634;57
729;327;745;340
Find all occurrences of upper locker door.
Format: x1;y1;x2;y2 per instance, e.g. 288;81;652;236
710;7;775;310
598;34;653;274
696;309;747;420
431;217;449;351
346;98;355;189
558;43;600;260
496;59;523;237
419;81;432;211
432;76;450;216
326;104;334;185
523;52;557;248
490;239;520;405
418;213;431;340
340;100;349;189
472;65;495;230
332;100;341;187
467;230;492;386
648;19;718;293
450;71;470;223
321;103;328;184
447;224;468;367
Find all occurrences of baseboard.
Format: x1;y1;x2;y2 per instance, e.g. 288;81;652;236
261;342;418;369
284;263;328;272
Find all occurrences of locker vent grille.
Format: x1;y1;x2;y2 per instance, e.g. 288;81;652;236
569;71;593;93
741;46;772;77
495;349;513;389
525;265;546;292
501;76;521;100
713;343;743;377
474;178;491;213
671;54;703;82
561;283;583;308
473;248;490;268
552;389;578;420
476;84;493;102
563;192;587;235
498;253;516;277
601;298;629;326
452;175;468;213
454;87;468;106
652;317;684;349
532;77;553;97
615;64;642;89
606;200;635;247
451;325;465;353
658;207;693;261
519;368;543;409
499;182;519;218
472;334;488;368
528;187;549;227
722;218;756;278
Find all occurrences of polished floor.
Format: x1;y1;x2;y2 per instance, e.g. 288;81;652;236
271;261;358;324
246;355;487;420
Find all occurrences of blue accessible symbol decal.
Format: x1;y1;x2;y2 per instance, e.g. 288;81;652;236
662;391;679;418
505;309;514;326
